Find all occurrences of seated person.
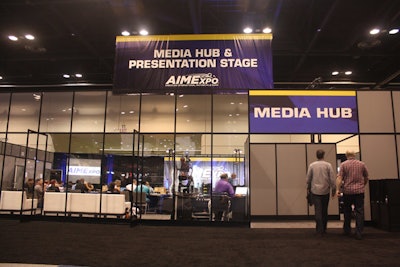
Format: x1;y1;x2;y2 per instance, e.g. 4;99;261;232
74;178;87;193
145;181;154;193
47;179;60;192
134;181;151;202
24;178;35;199
213;173;235;221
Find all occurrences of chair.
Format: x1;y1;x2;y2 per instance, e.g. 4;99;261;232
132;191;148;214
211;193;231;221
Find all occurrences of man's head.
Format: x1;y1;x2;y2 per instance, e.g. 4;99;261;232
220;173;228;180
316;149;325;160
345;150;356;159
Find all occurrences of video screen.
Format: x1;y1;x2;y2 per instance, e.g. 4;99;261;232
67;158;101;184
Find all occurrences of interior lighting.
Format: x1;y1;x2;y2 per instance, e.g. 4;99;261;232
0;76;3;80
345;71;352;75
331;71;339;76
25;34;35;40
121;31;130;36
139;29;149;36
369;28;380;35
63;74;70;78
243;27;253;34
75;73;82;78
8;35;18;41
262;27;272;34
389;28;399;35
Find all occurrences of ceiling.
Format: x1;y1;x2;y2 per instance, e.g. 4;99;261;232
0;0;400;91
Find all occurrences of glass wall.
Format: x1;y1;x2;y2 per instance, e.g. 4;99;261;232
0;93;10;132
0;90;250;223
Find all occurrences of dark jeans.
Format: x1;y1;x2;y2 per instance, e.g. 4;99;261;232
312;193;330;234
343;193;364;235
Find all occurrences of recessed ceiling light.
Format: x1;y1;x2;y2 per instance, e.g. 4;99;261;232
25;34;35;40
262;27;272;34
345;71;352;75
243;27;253;34
8;35;18;41
0;76;3;80
139;29;149;36
75;73;82;78
389;28;399;35
121;31;130;36
369;28;380;35
63;74;70;78
331;71;339;76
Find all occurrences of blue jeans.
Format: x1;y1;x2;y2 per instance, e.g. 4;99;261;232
343;193;365;235
312;193;330;234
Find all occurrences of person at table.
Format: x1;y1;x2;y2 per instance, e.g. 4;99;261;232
125;179;137;191
24;178;35;199
215;173;235;197
134;181;151;202
145;181;154;193
213;173;235;221
47;179;60;192
34;178;44;208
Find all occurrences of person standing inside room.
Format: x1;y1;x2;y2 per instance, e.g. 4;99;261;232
306;149;336;237
336;151;369;240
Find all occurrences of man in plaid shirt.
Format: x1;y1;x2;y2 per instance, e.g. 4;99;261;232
336;151;369;240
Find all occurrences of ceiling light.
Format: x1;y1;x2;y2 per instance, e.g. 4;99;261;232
345;71;352;75
8;35;18;41
369;28;380;35
389;28;399;35
139;29;149;36
63;74;70;78
0;76;3;80
262;27;272;34
75;73;82;78
243;27;253;34
331;71;339;76
121;31;130;36
25;34;35;40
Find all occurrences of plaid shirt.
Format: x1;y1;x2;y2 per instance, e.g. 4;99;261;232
339;158;369;194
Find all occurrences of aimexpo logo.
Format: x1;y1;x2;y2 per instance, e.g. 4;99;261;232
165;73;219;87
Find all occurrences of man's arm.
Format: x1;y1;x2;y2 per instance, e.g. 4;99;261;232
335;175;343;197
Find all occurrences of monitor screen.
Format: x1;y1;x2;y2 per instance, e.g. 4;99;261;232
235;186;248;195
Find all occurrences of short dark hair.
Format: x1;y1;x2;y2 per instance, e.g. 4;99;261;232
316;149;325;159
220;173;228;179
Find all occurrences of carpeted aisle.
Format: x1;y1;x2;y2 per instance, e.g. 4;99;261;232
0;219;399;267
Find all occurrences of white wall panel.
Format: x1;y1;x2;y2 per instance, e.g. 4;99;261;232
358;91;394;133
250;144;276;215
277;144;307;215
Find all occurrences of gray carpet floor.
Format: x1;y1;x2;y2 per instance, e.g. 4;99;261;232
0;218;399;267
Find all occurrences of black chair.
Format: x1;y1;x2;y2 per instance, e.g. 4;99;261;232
211;193;231;221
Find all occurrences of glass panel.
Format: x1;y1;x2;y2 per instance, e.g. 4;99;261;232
40;92;73;132
140;95;174;132
0;93;10;132
6;134;28;154
105;92;140;133
8;93;41;132
103;133;135;188
211;134;248;222
71;91;106;132
176;94;211;132
52;133;104;190
213;94;248;133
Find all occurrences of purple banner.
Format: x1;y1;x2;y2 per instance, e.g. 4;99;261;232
113;34;273;94
249;90;358;134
